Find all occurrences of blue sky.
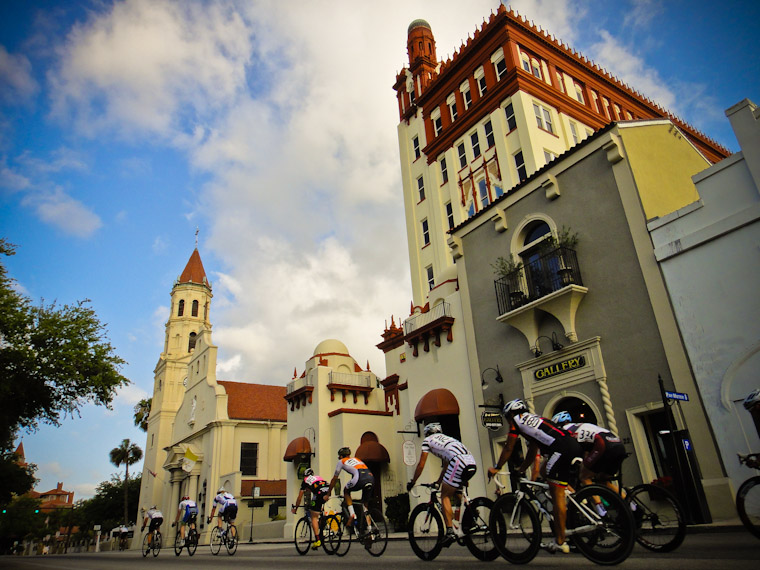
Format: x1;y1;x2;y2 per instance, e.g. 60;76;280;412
1;0;757;501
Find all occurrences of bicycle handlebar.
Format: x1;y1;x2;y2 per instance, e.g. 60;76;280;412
409;482;438;499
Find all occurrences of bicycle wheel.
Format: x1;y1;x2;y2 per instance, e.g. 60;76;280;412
336;513;352;556
152;530;161;557
567;484;634;565
736;475;760;539
364;509;388;557
294;516;313;555
187;529;198;556
141;533;150;557
174;532;183;556
408;503;444;561
628;483;686;551
321;514;341;555
225;524;238;555
489;492;541;564
210;526;223;555
462;496;498;561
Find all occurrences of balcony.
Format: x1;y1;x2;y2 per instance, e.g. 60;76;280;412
494;247;588;345
404;302;455;357
285;375;314;411
327;371;374;405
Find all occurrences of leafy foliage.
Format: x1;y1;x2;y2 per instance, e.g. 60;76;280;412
0;239;130;450
133;398;152;432
109;439;142;526
491;255;523;277
0;450;36;507
77;475;142;531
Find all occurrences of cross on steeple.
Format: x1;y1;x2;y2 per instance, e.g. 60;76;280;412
194;227;199;248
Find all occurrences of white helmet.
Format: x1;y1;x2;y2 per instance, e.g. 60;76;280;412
744;389;760;410
423;422;442;436
217;487;225;494
503;398;527;417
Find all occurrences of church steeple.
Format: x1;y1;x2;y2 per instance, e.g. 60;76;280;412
179;248;211;289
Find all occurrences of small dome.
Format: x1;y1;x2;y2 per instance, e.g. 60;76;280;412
408;19;432;34
313;339;349;356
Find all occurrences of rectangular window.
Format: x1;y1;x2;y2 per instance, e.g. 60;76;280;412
426;266;435;290
471;131;481;158
543;108;554;134
533;103;554;134
476;71;487;97
505;103;517;131
445;202;454;230
422;219;430;245
417;176;425;201
448;94;458;122
457;143;467;168
461;80;472;110
478;179;489;208
484;120;495;148
521;55;531;73
514;151;527;182
575;84;585;104
440;157;448;184
570;122;579;144
495;58;507;79
433;114;442;136
413;135;420;159
240;443;258;476
531;59;542;79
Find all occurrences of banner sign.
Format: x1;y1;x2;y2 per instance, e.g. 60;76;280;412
403;440;417;466
534;355;586;380
665;390;689;401
481;411;504;431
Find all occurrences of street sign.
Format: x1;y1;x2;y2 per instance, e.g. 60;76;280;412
665;390;689;401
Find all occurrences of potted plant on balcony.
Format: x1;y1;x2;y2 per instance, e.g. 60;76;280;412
547;226;579;286
492;255;525;307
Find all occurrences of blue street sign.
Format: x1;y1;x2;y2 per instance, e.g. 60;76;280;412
683;438;692;451
665;390;689;401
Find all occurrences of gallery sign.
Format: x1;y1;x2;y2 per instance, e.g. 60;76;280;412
534;355;586;380
481;411;504;431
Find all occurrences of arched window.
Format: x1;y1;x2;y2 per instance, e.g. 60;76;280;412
178;299;185;316
192;300;199;317
550;396;598;425
520;221;555;299
188;332;197;352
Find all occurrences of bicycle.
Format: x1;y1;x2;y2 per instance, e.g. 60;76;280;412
322;497;388;557
209;517;238;555
172;521;199;556
736;452;760;539
118;532;128;551
141;527;162;558
292;504;340;555
489;469;635;565
408;482;497;562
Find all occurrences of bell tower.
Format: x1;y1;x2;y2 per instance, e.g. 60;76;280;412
137;248;213;517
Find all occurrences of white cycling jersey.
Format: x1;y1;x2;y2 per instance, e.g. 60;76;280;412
213;492;236;511
421;433;470;462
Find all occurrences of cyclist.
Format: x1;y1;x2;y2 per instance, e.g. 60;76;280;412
171;495;198;545
488;399;582;554
327;447;374;535
742;389;760;469
406;422;477;547
292;468;331;550
551;411;627;495
141;505;163;547
118;523;129;550
207;488;238;540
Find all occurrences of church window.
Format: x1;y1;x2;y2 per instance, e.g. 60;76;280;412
192;300;199;317
178;299;185;316
240;443;259;476
188;332;197;352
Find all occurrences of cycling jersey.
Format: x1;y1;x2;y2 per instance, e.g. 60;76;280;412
421;433;477;488
563;422;626;475
334;457;370;487
146;508;163;531
213;492;238;521
301;474;330;511
178;499;198;523
509;413;582;485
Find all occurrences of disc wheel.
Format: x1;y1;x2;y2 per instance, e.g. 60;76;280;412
187;529;198;556
628;483;686;551
408;503;444;561
736;476;760;539
294;516;313;555
567;484;635;565
174;532;183;556
364;509;388;557
463;496;498;561
210;526;223;555
225;525;238;555
489;492;541;564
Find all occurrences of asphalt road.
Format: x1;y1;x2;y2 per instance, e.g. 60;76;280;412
1;530;757;569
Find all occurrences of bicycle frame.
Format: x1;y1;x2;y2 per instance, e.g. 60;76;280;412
412;482;478;539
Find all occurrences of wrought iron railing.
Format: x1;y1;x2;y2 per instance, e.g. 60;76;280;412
328;371;373;388
494;247;582;315
404;302;452;336
286;375;313;395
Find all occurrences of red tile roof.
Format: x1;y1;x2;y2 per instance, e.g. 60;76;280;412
217;381;287;421
179;249;211;288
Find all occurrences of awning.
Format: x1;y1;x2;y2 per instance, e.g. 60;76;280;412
356;441;390;463
414;388;460;422
283;436;311;461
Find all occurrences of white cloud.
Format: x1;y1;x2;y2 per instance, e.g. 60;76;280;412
21;187;102;238
0;45;39;105
114;382;150;407
622;0;664;30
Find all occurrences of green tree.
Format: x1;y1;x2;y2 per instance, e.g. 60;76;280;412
76;475;142;532
133;398;152;432
109;439;142;526
0;239;130;453
0;449;36;507
0;495;45;552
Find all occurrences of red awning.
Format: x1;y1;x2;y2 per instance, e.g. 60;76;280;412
356;440;390;463
283;436;311;461
414;388;460;422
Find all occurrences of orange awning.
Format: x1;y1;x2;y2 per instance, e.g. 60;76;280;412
283;436;311;461
414;388;460;422
356;441;390;463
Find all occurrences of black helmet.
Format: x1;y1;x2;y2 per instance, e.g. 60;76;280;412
338;446;351;458
304;468;314;478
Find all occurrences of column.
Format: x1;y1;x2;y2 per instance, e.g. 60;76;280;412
169;472;181;541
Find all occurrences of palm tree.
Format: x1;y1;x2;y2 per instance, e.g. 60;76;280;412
133;398;152;432
110;439;143;525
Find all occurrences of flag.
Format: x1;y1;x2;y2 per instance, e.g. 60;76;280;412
182;448;199;473
148;469;158;478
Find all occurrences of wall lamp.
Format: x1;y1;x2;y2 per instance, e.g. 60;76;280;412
481;365;504;390
532;333;564;358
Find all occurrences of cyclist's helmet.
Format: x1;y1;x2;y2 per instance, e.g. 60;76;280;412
744;388;760;410
338;446;351;458
151;505;157;510
217;487;225;494
423;422;442;436
304;468;314;478
551;411;572;424
503;398;527;418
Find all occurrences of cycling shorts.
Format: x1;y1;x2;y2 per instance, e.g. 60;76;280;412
181;506;198;524
221;504;237;522
345;469;374;503
148;517;163;531
589;439;627;477
544;437;583;486
307;485;330;512
443;454;477;488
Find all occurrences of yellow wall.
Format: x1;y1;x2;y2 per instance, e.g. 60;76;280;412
619;123;708;219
